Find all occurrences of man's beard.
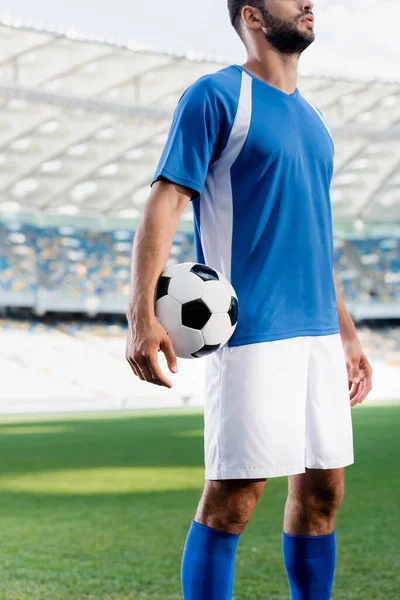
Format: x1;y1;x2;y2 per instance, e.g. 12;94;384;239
260;8;315;55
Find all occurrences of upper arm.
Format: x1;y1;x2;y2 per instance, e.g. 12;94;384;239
147;178;193;217
151;76;230;199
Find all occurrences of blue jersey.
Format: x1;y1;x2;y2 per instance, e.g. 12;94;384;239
152;65;339;346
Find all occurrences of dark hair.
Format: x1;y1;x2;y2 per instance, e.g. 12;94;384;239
227;0;265;34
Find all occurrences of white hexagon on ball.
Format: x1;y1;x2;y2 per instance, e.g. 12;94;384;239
168;326;204;359
201;280;232;314
219;276;238;299
168;271;204;304
162;262;196;278
202;313;233;347
219;322;238;348
155;296;182;334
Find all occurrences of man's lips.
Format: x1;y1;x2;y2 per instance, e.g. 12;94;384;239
300;15;314;25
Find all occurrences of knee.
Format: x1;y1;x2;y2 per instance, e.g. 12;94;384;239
223;495;257;529
196;481;264;534
306;480;344;518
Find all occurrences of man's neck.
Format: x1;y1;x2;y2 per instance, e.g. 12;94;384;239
242;50;299;95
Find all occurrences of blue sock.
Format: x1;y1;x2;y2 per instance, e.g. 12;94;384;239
181;520;240;600
282;531;336;599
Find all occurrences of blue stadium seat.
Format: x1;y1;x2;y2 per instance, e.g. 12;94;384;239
0;224;399;306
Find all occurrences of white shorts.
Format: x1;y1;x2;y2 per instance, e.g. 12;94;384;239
204;334;354;480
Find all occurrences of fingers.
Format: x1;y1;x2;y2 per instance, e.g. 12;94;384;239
349;381;359;401
347;357;361;386
350;377;372;408
350;379;364;407
349;355;373;407
136;359;157;384
144;354;173;388
126;358;143;380
161;337;178;374
347;357;364;406
350;380;362;407
360;372;372;404
126;353;172;388
135;351;172;388
364;364;373;397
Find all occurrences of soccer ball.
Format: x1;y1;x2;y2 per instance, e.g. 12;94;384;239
155;262;239;359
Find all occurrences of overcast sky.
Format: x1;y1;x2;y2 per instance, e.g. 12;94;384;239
1;0;399;81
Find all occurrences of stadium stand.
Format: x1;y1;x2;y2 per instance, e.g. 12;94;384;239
334;237;400;304
0;220;194;305
1;219;399;312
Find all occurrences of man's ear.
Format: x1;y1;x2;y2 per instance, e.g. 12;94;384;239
241;6;265;32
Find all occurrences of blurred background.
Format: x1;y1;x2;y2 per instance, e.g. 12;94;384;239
0;2;399;599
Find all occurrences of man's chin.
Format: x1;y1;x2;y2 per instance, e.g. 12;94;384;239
298;30;315;45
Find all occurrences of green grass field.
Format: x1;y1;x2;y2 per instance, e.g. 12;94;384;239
0;405;399;600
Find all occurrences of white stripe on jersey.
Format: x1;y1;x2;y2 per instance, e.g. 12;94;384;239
200;71;253;281
302;97;333;142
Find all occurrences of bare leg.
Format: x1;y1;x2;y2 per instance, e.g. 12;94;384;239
282;468;346;600
181;479;266;599
284;468;345;535
195;478;267;534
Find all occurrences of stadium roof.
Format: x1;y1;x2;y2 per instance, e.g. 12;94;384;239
0;19;399;224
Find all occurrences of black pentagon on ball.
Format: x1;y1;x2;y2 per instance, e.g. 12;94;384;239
192;344;221;358
190;263;219;282
228;296;239;326
182;299;211;330
156;276;171;301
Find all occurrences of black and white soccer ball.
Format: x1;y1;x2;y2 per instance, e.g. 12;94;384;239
155;262;239;359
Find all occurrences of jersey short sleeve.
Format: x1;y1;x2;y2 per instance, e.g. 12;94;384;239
152;76;229;197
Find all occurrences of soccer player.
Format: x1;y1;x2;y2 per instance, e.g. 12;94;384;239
125;1;373;598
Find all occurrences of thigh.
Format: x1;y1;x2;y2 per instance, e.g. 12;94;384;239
202;479;267;506
305;334;354;470
204;337;311;480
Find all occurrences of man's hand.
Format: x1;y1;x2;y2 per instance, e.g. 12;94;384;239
125;312;178;389
342;340;373;407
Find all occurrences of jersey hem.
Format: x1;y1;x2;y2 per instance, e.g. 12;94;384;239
151;169;202;197
228;326;340;347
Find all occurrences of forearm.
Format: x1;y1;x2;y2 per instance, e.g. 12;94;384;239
333;270;359;345
127;181;190;319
